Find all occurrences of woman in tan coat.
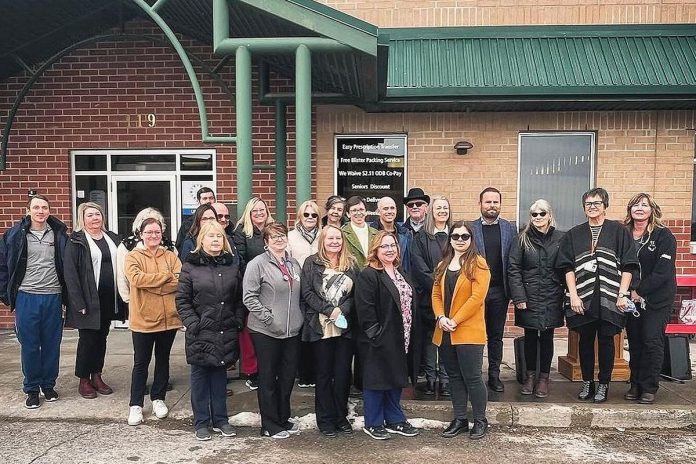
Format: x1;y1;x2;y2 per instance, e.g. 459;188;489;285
125;217;182;426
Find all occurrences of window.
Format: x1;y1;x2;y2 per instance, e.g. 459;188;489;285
517;132;596;232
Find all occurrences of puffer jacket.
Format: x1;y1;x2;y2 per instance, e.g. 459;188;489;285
508;226;565;331
242;251;303;339
125;244;182;333
176;250;243;367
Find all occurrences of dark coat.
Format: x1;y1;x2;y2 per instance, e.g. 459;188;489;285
508;226;565;331
632;226;677;309
0;215;68;310
174;214;195;254
176;251;243;368
232;224;265;272
469;217;518;298
354;266;419;390
409;230;448;325
300;254;358;342
64;230;128;329
370;220;413;274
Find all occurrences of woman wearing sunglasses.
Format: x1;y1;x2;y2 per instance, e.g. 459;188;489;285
287;200;322;388
432;221;491;440
623;193;676;404
508;200;565;398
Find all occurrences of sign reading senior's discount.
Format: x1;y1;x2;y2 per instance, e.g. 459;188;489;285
335;135;407;222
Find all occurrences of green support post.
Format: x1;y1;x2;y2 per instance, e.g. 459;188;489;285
236;45;253;218
275;101;288;223
295;44;312;206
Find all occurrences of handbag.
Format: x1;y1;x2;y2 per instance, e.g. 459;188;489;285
678;299;696;325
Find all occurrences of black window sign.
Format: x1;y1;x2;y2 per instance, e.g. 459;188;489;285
335;135;407;223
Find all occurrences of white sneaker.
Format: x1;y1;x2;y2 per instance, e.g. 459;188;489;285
152;399;169;419
262;429;290;439
128;406;144;426
286;421;301;435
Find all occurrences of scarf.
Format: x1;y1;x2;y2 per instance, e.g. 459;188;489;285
297;223;318;245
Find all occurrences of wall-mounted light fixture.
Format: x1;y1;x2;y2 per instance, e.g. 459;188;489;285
454;140;473;155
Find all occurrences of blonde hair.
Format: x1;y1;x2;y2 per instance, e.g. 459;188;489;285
132;207;166;235
316;225;356;272
235;197;275;238
624;193;664;233
423;195;452;237
295;200;322;227
519;199;556;250
193;221;233;255
75;202;107;232
366;230;401;270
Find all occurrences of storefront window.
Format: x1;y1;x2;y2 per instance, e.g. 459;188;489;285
517;132;595;232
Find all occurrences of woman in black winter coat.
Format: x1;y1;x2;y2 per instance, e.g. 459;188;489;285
176;221;243;441
64;202;127;399
301;225;359;437
623;193;677;405
508;199;565;398
409;195;452;395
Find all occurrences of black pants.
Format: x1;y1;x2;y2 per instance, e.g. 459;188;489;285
75;316;111;378
313;336;353;432
190;364;228;430
251;332;300;435
523;328;555;375
351;335;363;390
626;305;670;394
484;286;509;377
439;337;487;421
129;330;177;407
297;340;316;385
575;320;615;384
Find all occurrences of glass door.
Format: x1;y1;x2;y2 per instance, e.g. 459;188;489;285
110;175;177;241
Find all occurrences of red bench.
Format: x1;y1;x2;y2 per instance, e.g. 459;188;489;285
668;274;696;334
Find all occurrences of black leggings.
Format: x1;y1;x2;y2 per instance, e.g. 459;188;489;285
575;320;615;384
523;328;555;375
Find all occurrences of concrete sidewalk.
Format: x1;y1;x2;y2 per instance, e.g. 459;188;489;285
0;329;694;430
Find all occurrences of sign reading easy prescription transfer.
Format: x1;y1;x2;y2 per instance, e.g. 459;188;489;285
335;135;407;223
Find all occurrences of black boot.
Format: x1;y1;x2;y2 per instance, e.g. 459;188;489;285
593;383;609;403
424;380;435;395
577;380;595;400
441;418;468;438
624;383;640;401
469;419;488;440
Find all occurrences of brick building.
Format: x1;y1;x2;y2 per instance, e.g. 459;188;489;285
1;0;695;331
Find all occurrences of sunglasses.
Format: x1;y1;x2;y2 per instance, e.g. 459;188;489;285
303;213;319;218
450;233;471;242
531;211;547;218
217;214;230;220
407;201;426;208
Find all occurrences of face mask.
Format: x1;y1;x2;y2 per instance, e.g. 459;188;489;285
334;314;348;329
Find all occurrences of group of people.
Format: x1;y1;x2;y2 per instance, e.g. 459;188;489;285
0;184;677;442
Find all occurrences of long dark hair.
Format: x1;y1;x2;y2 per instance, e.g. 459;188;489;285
434;220;484;282
187;204;217;238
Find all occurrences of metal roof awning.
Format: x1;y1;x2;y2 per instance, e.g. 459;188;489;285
367;24;696;112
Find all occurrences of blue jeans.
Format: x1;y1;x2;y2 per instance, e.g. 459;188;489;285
362;387;407;428
190;365;229;430
14;292;63;393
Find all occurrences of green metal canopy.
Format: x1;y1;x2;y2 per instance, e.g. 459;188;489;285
369;24;696;112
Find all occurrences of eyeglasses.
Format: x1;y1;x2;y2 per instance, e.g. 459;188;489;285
378;243;398;250
303;213;319;218
407;201;426;208
531;211;547;218
349;208;366;214
201;216;216;222
142;231;162;236
584;201;604;208
450;233;471;242
217;214;230;220
269;234;287;242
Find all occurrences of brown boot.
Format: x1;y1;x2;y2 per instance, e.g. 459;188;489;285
91;373;114;395
79;378;97;399
535;373;550;398
521;371;535;395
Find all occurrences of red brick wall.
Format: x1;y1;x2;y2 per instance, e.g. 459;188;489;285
0;20;313;327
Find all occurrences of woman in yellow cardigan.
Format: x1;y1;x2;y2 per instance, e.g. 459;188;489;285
432;220;491;440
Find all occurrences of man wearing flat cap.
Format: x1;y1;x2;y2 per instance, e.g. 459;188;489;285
403;188;430;234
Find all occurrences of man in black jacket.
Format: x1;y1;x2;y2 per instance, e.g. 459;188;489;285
0;194;68;409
